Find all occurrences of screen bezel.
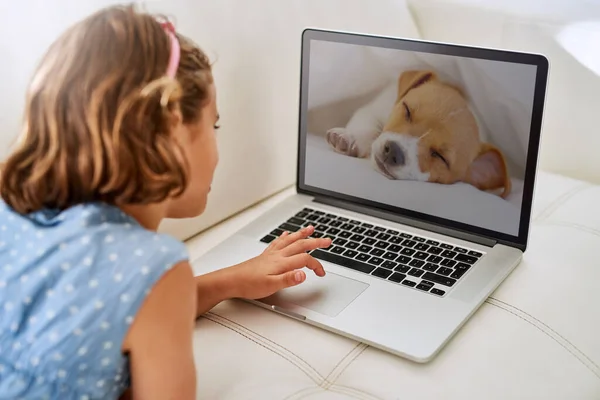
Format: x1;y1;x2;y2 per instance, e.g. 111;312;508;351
296;28;549;251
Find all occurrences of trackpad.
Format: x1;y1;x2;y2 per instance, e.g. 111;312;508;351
261;271;369;317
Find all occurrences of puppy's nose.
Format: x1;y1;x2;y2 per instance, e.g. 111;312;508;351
382;141;405;166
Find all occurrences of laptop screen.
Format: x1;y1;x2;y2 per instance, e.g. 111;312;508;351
297;30;548;246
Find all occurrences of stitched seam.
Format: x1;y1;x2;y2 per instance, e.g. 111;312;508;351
485;300;600;379
534;221;600;238
200;315;324;385
534;184;590;221
323;343;369;389
323;343;362;383
283;387;322;400
206;312;326;381
328;384;385;400
488;297;600;371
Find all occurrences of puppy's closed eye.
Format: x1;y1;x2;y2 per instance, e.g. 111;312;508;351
402;102;412;122
431;149;449;168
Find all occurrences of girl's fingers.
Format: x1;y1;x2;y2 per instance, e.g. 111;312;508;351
273;252;326;277
267;230;289;250
270;225;314;250
280;237;332;256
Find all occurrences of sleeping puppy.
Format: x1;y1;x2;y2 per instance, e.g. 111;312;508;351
326;70;511;198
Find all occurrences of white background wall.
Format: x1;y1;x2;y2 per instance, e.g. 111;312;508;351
0;0;421;240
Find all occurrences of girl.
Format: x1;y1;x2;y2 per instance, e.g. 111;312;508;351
0;4;330;400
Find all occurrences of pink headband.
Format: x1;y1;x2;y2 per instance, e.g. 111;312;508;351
160;21;180;78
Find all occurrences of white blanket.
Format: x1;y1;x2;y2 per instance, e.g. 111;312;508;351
304;133;524;236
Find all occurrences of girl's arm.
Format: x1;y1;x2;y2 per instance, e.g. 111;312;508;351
122;261;197;400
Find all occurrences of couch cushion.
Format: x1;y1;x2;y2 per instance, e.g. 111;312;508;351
188;170;600;399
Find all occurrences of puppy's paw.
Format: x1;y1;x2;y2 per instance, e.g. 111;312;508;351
326;128;359;157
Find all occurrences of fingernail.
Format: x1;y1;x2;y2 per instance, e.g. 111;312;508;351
295;271;303;282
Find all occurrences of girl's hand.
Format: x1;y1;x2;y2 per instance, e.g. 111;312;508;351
226;225;332;300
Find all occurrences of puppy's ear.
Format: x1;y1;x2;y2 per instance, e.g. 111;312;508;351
465;143;512;198
396;70;437;101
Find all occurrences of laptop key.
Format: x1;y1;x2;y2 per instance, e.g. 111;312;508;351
430;288;445;296
326;213;337;219
388;273;406;283
455;254;478;264
330;246;345;254
440;243;453;249
400;248;416;256
441;250;457;258
365;229;379;237
426;240;439;246
454;247;468;254
352;226;366;234
441;258;457;268
344;249;359;258
313;211;325;215
414;243;429;251
341;223;354;230
361;222;374;228
345;241;360;250
372;268;392;279
468;250;483;257
416;282;433;291
383;252;397;260
382;261;397;270
408;268;424;277
402;280;417;287
357;245;372;253
368;257;384;266
438;267;453;276
279;222;300;232
427;246;443;255
395;264;410;274
388;244;402;253
350;234;365;242
451;269;467;279
376;233;391;241
333;238;347;246
409;259;425;268
396;255;411;264
260;234;277;244
270;228;284;236
374;226;386;232
402;239;417;247
312;232;323;238
400;233;412;239
317;217;331;224
423;263;438;272
363;238;377;245
339;231;352;239
389;236;403;244
375;241;389;249
306;214;320;221
455;262;471;271
370;248;385;256
387;229;399;235
295;211;309;218
330;220;342;228
311;249;376;274
427;255;443;264
327;228;341;236
414;251;429;260
422;272;456;287
356;253;370;262
413;236;426;243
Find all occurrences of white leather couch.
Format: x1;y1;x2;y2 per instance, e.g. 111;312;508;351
3;1;600;399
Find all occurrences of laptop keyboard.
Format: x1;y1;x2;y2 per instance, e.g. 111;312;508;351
259;207;485;298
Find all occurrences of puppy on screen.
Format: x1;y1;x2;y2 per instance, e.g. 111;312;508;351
326;70;511;198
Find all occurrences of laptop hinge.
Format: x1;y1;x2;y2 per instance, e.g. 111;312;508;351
312;195;497;248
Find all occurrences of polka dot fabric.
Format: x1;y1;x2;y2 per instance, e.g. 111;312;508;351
0;201;189;399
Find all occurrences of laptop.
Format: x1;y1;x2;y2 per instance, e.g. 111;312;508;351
194;28;548;362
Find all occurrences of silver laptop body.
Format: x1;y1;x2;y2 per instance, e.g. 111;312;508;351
193;29;549;362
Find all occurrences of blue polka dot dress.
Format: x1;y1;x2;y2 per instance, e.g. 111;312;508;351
0;201;189;399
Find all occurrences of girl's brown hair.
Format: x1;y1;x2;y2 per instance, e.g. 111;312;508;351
0;4;213;214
